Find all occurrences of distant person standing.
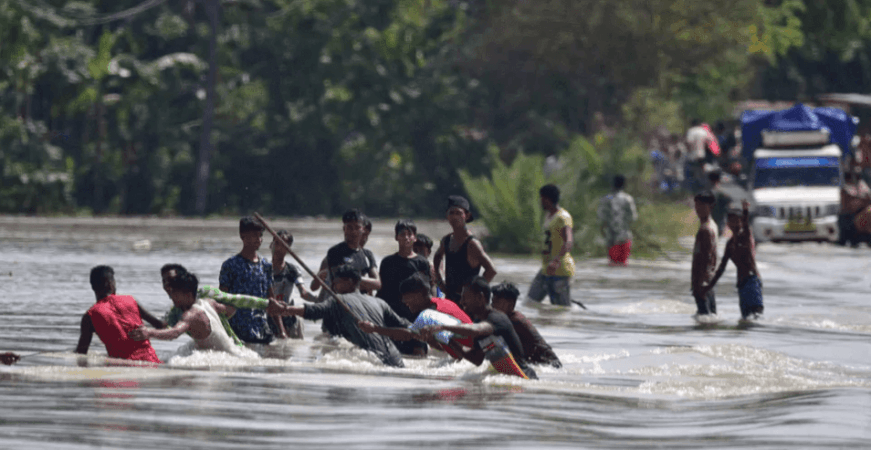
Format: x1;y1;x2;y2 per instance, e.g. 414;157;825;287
377;219;431;322
270;229;316;339
597;175;638;266
686;119;709;192
526;184;575;306
433;195;497;303
219;216;275;344
691;191;718;316
708;171;732;236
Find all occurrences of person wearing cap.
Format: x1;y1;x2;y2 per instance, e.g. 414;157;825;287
691;191;719;316
526;184;576;306
432;195;497;304
701;200;763;320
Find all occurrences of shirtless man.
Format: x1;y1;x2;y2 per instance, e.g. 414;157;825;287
130;271;243;355
702;200;764;319
433;195;497;303
691;191;718;316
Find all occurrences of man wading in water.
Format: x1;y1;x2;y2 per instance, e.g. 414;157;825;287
433;195;497;304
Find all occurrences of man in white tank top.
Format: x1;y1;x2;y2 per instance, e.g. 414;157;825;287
130;271;243;355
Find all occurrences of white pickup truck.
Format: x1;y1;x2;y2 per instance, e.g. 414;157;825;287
750;130;842;242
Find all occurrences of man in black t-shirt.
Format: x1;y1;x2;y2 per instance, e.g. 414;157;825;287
421;276;537;379
377;219;432;355
311;209;381;299
378;219;432;321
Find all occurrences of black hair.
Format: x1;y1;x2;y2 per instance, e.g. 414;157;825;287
727;208;743;217
398;272;431;297
414;233;433;250
239;216;264;234
333;264;362;282
690;118;701;127
539;184;560;204
491;282;520;302
465;276;491;304
708;170;722;183
275;229;294;246
694;191;716;204
342;209;366;224
363;217;372;232
168;271;199;295
394;219;417;237
613;174;626;190
90;265;114;291
160;263;187;276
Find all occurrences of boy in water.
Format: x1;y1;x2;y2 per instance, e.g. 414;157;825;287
76;266;164;363
414;233;441;297
691;191;718;316
219;216;275;344
702;200;764;319
270;229;316;339
360;273;472;358
433;195;497;303
131;272;244;355
422;277;537;379
491;282;561;368
311;209;381;299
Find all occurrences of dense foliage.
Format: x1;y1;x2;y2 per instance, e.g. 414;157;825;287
2;0;870;236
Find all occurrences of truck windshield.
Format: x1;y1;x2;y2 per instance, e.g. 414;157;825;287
753;156;840;188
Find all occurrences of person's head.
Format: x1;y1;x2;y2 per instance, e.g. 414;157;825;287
394;219;417;251
714;121;726;134
331;264;361;294
239;216;264;251
446;195;473;228
690;118;701;127
399;273;433;314
271;229;293;257
361;217;373;247
167;271;199;308
342;209;366;248
726;207;743;233
694;191;716;219
160;263;188;295
613;174;626;191
490;282;521;315
460;276;490;316
90;265;116;297
413;233;433;258
708;170;722;186
539;184;560;211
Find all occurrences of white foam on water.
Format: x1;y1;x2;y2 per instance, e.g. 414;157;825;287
631;344;871;399
771;314;871;334
611;299;696;315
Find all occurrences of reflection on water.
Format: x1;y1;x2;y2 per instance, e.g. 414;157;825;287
1;216;871;448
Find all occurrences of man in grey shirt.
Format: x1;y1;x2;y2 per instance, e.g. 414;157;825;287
268;264;409;367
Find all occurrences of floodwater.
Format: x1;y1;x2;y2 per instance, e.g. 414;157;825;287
1;215;871;449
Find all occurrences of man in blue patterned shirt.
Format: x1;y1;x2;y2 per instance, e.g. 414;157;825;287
219;216;275;344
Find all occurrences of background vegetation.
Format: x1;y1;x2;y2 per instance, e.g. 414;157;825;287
3;0;871;256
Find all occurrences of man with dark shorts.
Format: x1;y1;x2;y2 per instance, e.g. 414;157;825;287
702;200;764;319
691;191;718;316
311;209;381;300
433;195;497;303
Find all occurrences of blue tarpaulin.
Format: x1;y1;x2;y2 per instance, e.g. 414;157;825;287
741;103;857;161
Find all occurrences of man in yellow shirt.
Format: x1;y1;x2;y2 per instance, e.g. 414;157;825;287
526;184;575;306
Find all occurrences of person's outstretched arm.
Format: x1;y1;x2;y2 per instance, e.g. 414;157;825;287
358;321;416;341
138;304;166;329
130;317;191;341
75;313;95;354
703;243;732;298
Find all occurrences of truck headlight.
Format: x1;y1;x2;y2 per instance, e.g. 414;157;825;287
824;204;840;216
756;205;776;218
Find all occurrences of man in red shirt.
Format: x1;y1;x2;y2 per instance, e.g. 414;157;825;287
359;273;472;357
75;266;165;363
